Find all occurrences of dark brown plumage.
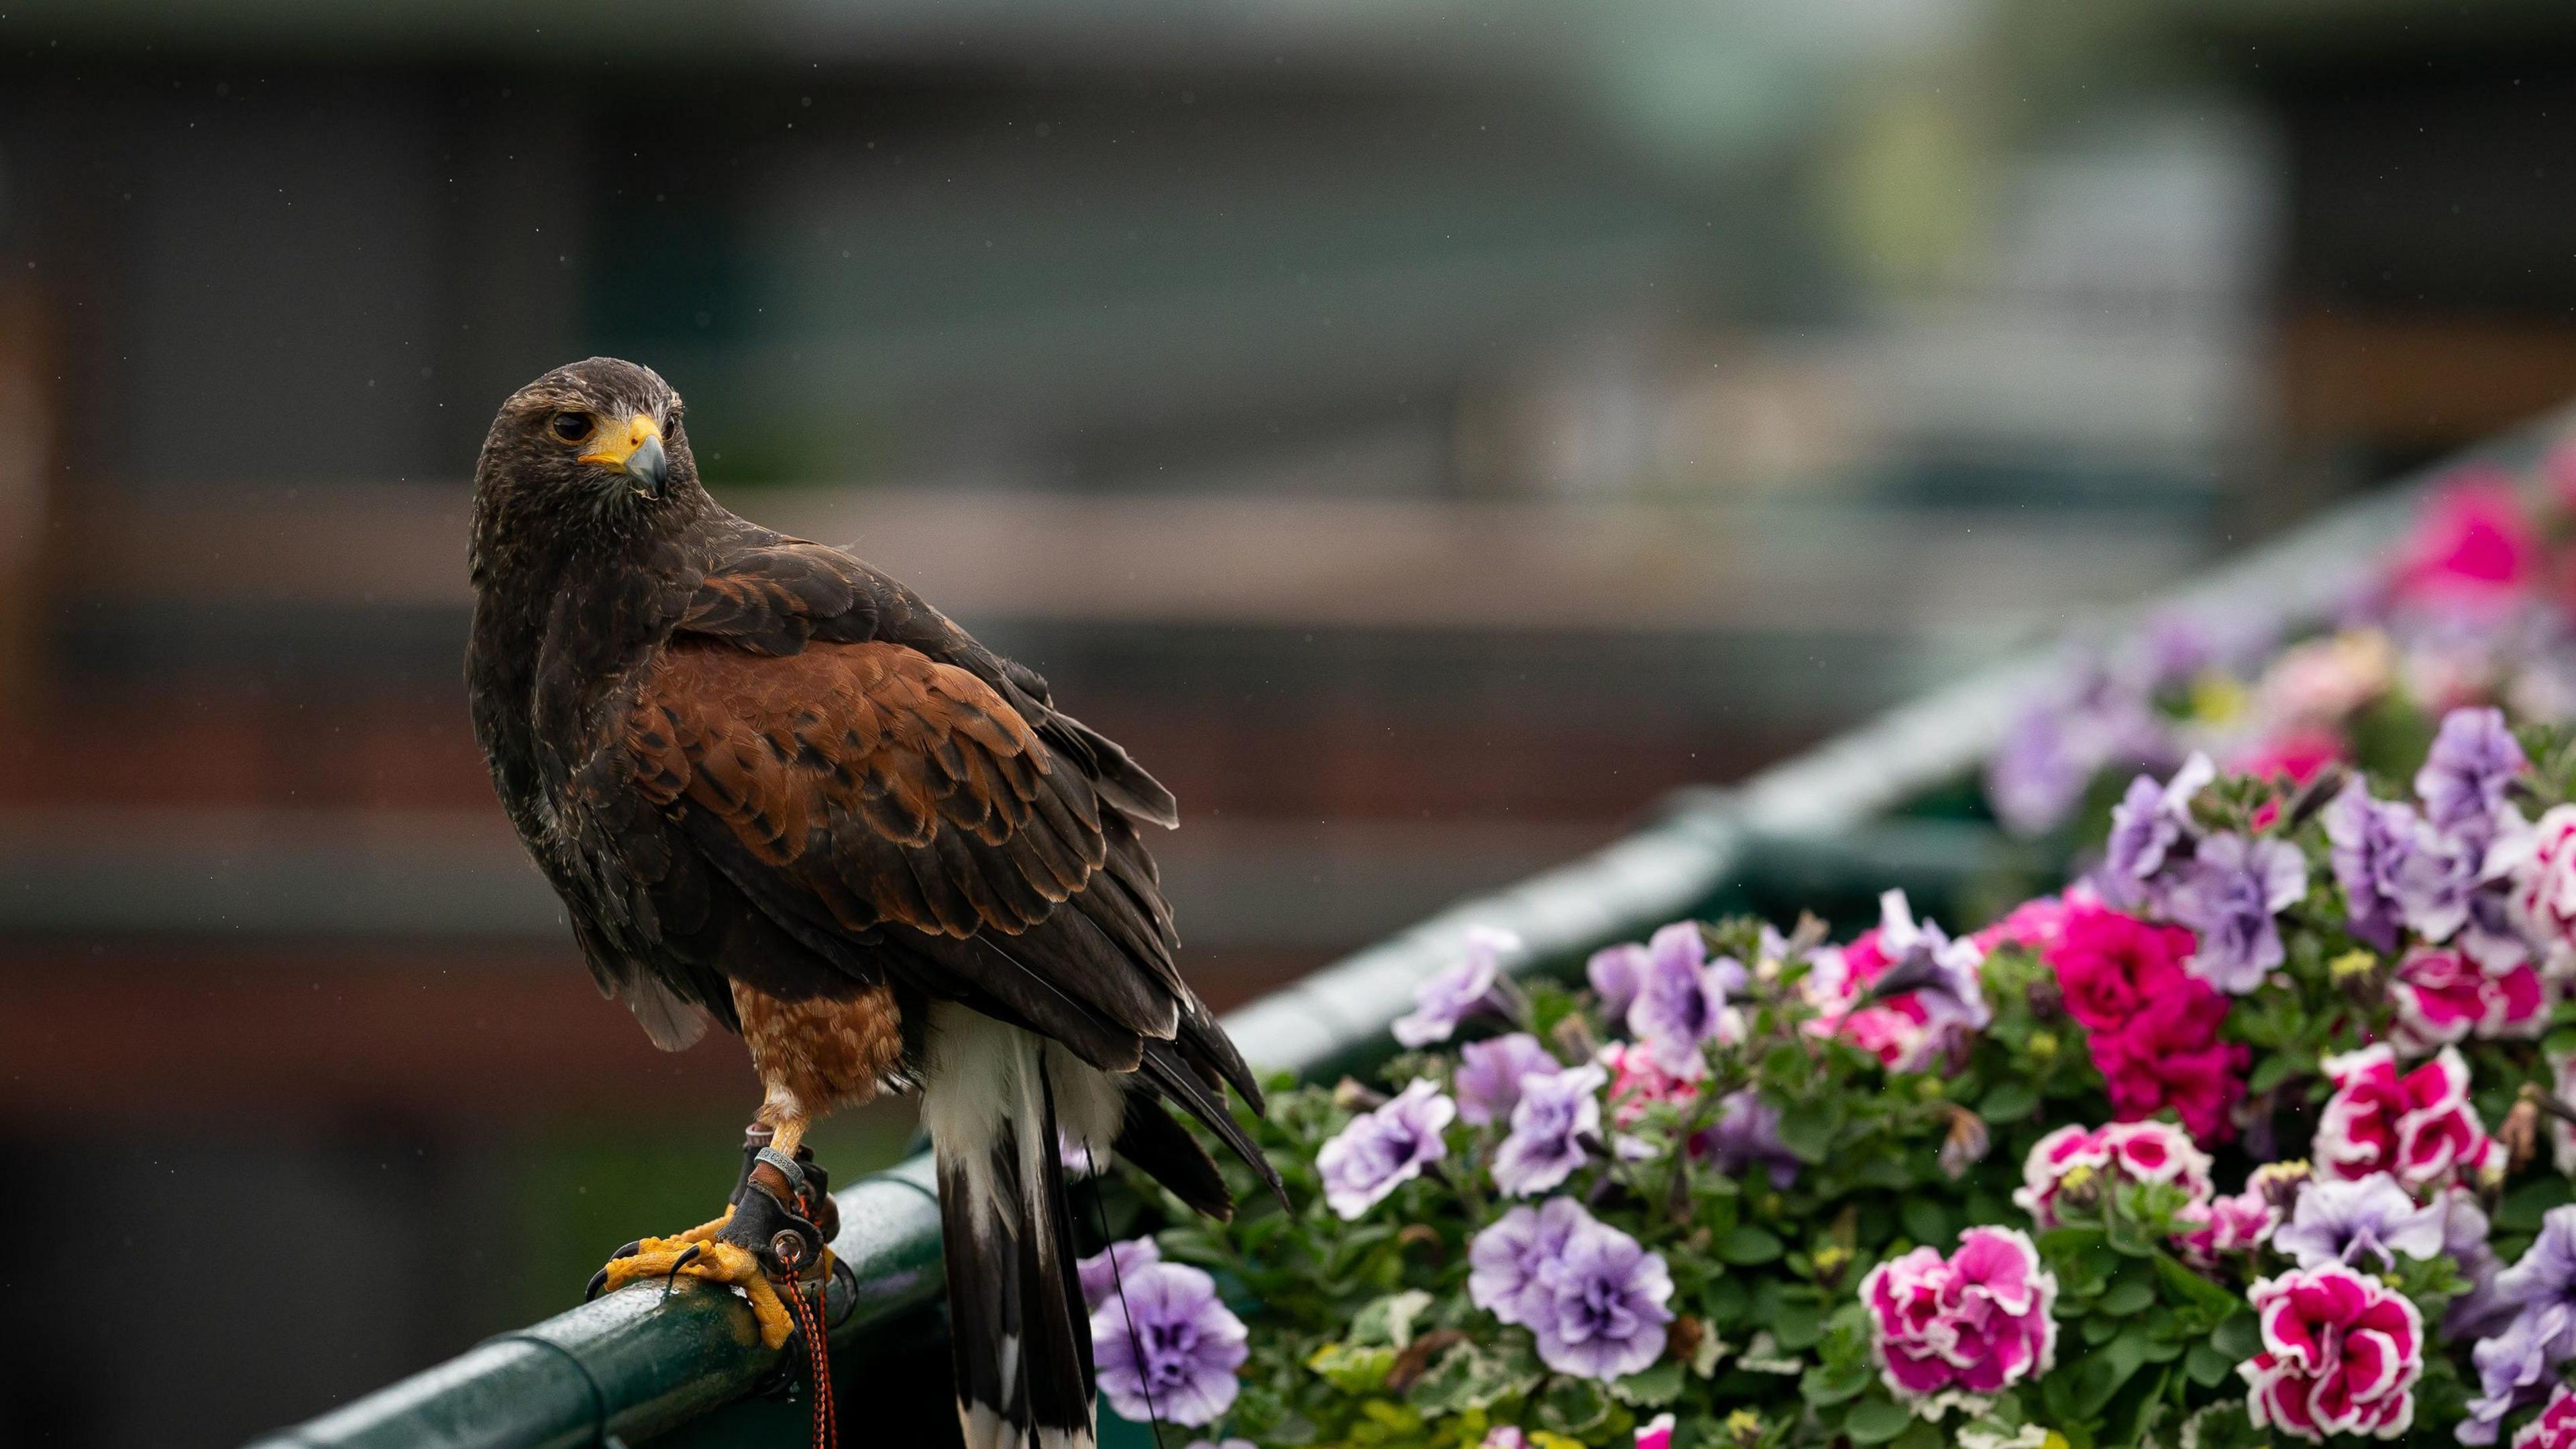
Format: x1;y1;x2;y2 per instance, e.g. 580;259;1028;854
467;358;1272;1449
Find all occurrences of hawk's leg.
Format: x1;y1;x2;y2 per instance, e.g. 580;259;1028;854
586;1120;839;1350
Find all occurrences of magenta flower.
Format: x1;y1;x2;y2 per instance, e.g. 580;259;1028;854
1317;1079;1455;1220
1089;1259;1248;1426
1454;1033;1560;1126
1526;1218;1674;1380
1076;1236;1162;1313
1860;1226;2059;1404
1392;926;1517;1047
1633;1413;1676;1449
1623;920;1741;1075
2314;1044;2502;1190
1492;1063;1607;1197
1468;1195;1595;1327
2239;1264;2426;1441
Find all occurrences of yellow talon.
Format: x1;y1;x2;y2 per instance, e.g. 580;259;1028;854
595;1234;799;1350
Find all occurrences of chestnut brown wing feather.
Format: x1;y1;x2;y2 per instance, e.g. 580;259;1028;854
625;638;1190;1059
681;535;1179;830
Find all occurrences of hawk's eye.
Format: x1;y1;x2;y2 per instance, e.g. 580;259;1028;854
550;411;595;443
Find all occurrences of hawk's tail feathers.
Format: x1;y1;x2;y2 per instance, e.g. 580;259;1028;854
925;1010;1099;1449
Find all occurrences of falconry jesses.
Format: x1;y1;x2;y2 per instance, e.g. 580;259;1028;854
467;358;1277;1449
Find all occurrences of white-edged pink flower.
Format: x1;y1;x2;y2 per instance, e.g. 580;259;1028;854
2314;1044;2502;1189
1860;1226;2059;1405
2012;1124;2113;1228
2509;804;2576;977
2097;1120;2214;1200
1633;1413;1675;1449
2390;947;2549;1053
1597;1040;1703;1127
2239;1264;2424;1441
2513;1384;2576;1449
2172;1185;2279;1268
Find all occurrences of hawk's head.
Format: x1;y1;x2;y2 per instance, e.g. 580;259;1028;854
473;358;702;555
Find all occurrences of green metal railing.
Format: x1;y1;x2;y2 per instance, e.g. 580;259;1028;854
250;415;2561;1449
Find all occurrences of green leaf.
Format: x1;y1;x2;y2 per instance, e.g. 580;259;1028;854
1772;1297;1825;1351
2098;1279;2156;1316
1535;1377;1611;1436
1611;1360;1686;1407
2186;1341;2234;1387
1899;1197;1949;1249
2210;1311;2259;1361
2247;1051;2311;1095
1891;1421;1944;1449
1717;1226;1785;1265
1351;1290;1434;1348
1977;1079;2039;1123
1305;1340;1397;1393
1778;1103;1839;1163
1843;1397;1915;1445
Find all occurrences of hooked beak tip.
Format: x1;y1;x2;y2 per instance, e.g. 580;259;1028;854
626;435;669;499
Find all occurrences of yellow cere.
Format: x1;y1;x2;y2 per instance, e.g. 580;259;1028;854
578;413;662;468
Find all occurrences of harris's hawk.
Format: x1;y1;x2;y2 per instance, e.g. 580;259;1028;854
466;358;1276;1449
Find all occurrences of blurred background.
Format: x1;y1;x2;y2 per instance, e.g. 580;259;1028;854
3;0;2575;1442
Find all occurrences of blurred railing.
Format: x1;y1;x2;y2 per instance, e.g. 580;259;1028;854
245;413;2558;1449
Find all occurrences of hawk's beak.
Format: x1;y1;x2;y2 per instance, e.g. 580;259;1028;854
579;415;669;499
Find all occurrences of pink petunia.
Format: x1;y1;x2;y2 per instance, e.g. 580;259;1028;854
2239;1264;2425;1441
1860;1226;2059;1405
2389;470;2537;615
2514;1384;2576;1449
2389;947;2550;1055
2314;1044;2503;1191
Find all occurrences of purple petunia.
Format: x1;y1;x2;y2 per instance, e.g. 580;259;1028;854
1454;1033;1561;1127
2466;1303;2573;1445
2166;831;2307;994
2396;824;2534;974
2105;751;2215;893
1988;704;2097;839
1587;943;1646;1018
1493;1063;1607;1197
1317;1079;1455;1220
2270;1173;2445;1272
2325;778;2421;953
1076;1236;1162;1313
1860;889;1990;1032
1527;1218;1675;1380
1468;1195;1596;1326
2418;706;2526;843
1392;926;1518;1047
1089;1258;1248;1427
2444;1189;2516;1343
1625;921;1743;1075
2463;1205;2576;1442
1695;1089;1799;1189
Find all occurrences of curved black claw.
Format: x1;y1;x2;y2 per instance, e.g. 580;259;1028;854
584;1239;647;1301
